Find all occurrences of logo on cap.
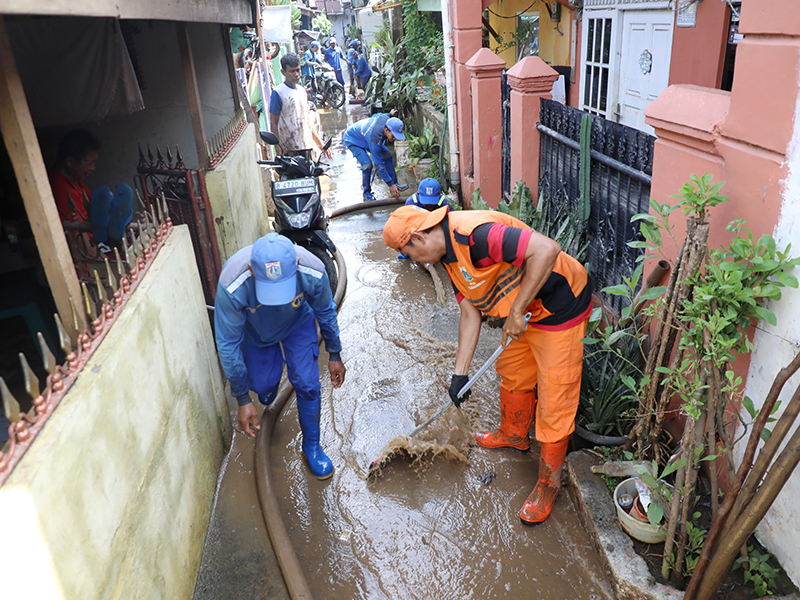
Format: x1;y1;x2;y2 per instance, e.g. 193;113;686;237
265;261;282;279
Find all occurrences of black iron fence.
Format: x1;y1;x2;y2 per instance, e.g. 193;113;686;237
537;98;655;311
501;70;511;201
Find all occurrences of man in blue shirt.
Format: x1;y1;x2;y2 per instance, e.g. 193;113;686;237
214;233;346;479
354;50;372;92
302;41;322;97
346;40;359;95
343;113;409;202
323;39;346;88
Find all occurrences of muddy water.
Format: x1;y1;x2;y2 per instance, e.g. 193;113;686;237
269;196;613;598
195;104;613;600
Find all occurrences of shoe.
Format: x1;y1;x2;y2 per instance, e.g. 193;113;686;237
397;252;410;260
297;397;334;479
363;191;377;202
520;437;570;525
396;183;409;192
474;388;535;452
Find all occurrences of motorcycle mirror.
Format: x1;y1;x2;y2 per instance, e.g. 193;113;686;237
260;131;280;146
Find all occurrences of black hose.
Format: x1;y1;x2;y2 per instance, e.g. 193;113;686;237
253;199;403;600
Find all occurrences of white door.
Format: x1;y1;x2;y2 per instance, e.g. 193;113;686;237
579;10;622;121
618;9;674;134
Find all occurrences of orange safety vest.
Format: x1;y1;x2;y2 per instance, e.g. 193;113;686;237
442;211;589;324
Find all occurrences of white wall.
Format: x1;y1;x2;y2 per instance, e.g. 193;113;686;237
738;90;800;586
0;226;229;599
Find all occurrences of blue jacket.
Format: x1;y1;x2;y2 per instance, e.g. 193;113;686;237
302;49;321;77
342;113;394;184
214;244;341;398
324;46;343;71
355;54;372;79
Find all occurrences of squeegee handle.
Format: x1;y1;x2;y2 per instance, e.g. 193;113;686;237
406;313;531;438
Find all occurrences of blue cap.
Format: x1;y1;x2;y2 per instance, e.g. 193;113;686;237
418;178;442;205
310;41;319;48
385;117;405;140
250;233;298;306
349;40;359;48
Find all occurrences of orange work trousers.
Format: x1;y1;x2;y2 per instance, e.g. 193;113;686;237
494;317;587;443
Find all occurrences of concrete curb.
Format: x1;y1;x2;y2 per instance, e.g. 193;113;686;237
566;450;684;600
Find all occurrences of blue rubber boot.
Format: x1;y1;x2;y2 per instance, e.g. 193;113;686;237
89;185;113;243
297;397;334;479
361;167;374;202
396;182;409;192
107;183;134;242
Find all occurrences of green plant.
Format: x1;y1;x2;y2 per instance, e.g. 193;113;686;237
733;546;781;597
624;174;800;585
407;127;441;166
313;13;331;34
682;516;707;577
347;24;362;39
579;264;665;437
400;0;443;74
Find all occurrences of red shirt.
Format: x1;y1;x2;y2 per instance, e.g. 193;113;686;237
49;170;90;222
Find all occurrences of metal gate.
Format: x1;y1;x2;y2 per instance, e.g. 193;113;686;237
501;70;511;201
135;145;222;304
537;98;655;310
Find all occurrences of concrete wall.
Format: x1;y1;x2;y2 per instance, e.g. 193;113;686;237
668;0;729;89
0;225;230;599
31;19;236;197
644;0;800;585
204;123;269;262
738;81;800;588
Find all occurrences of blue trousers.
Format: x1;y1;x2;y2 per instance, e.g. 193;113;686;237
241;315;320;406
345;143;398;194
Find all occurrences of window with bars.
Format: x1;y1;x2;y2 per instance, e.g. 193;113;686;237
582;16;613;118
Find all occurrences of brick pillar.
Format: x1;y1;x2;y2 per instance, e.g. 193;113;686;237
451;0;483;202
465;48;506;208
506;57;558;197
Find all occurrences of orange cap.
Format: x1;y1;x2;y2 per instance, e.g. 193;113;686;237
382;205;449;250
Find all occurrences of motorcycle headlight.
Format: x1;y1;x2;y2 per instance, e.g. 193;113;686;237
286;211;313;229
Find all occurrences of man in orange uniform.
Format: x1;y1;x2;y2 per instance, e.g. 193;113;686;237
382;205;591;524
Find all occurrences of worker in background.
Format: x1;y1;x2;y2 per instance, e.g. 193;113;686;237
397;177;449;260
346;40;359;96
302;40;322;98
382;205;591;524
324;38;347;88
343;112;408;202
354;48;372;95
214;233;346;479
269;52;328;161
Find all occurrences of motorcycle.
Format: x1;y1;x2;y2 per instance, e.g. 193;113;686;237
303;63;345;109
257;131;338;294
241;31;279;75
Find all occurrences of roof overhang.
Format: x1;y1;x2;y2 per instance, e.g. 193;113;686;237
0;0;255;24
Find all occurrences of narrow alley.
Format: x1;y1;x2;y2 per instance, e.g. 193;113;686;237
192;103;613;600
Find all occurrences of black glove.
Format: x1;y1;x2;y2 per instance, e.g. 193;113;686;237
449;374;471;407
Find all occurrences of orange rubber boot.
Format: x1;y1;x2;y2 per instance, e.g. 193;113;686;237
474;388;535;452
520;437;569;525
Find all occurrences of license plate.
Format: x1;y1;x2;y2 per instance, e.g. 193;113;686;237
274;178;316;196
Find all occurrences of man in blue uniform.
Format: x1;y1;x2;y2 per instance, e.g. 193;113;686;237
397;178;449;260
354;49;372;92
323;38;346;88
214;233;346;479
343;113;408;202
302;41;322;97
